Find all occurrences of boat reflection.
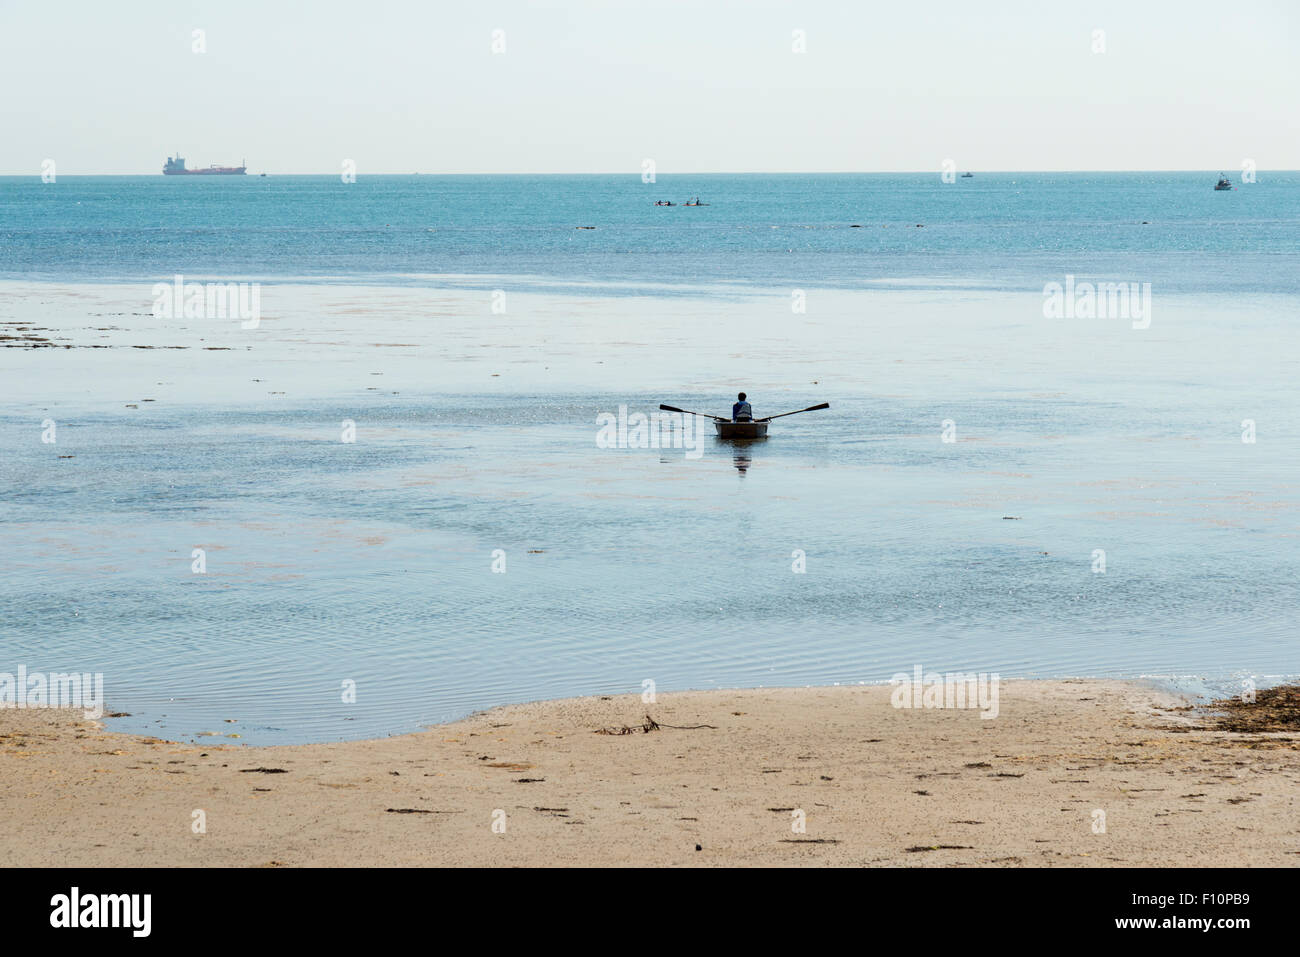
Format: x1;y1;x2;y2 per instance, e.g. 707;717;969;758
725;440;764;474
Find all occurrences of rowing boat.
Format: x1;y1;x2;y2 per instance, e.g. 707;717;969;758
659;401;829;441
714;420;768;439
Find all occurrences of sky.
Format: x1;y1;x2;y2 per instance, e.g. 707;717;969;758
2;0;1297;174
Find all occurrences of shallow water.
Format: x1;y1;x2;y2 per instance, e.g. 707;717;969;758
2;281;1296;743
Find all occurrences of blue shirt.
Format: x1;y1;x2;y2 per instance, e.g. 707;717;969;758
732;401;753;421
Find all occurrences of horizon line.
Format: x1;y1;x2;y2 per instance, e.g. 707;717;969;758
3;167;1294;178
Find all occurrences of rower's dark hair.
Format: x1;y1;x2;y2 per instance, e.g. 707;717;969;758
737;392;746;401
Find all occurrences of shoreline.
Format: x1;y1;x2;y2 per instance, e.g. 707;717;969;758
3;679;1296;867
6;274;1299;300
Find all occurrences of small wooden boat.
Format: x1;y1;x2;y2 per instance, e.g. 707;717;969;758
715;420;768;439
659;401;829;441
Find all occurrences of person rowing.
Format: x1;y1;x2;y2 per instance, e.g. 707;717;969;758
732;392;753;422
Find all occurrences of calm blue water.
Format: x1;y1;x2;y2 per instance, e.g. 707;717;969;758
3;172;1298;293
2;172;1298;744
5;389;1296;744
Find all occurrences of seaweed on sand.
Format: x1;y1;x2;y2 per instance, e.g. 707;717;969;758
1202;684;1300;734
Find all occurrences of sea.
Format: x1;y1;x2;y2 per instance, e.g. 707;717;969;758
1;171;1297;744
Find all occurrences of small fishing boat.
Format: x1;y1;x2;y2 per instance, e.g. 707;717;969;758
960;172;974;178
1215;174;1233;190
659;401;829;441
715;420;768;439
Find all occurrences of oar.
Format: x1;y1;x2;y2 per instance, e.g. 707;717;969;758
659;403;728;422
757;402;830;423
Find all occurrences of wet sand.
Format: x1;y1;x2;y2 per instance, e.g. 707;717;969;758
2;680;1296;867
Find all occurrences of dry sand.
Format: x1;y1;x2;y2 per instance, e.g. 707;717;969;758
2;680;1296;867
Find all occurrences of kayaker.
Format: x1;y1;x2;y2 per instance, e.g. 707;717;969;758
732;392;753;422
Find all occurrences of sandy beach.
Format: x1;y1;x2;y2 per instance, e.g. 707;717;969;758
2;679;1295;867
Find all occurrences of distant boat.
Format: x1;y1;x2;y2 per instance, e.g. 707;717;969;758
163;154;246;176
960;172;974;178
683;198;709;206
1215;174;1233;191
654;200;676;206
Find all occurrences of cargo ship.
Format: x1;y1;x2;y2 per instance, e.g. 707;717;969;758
162;154;247;175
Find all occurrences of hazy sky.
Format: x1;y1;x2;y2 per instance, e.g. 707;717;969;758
3;0;1297;174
